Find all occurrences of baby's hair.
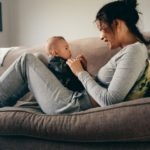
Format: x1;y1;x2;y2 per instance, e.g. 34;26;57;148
47;36;65;43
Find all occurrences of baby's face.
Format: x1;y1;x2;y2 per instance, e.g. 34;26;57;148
54;39;72;59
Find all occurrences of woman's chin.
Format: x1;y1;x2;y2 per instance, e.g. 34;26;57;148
106;42;112;49
107;43;117;50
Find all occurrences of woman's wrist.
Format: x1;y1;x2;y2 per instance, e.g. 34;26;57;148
75;66;87;76
77;70;87;77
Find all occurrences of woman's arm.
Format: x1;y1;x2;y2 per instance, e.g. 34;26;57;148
67;43;148;106
77;44;148;106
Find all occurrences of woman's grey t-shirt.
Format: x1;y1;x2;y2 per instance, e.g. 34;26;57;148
77;42;148;106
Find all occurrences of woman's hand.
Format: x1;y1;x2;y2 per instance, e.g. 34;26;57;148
76;54;87;70
66;58;85;76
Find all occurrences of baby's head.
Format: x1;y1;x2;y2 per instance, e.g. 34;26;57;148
45;36;71;59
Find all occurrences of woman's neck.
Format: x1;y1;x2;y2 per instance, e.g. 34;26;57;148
121;32;138;48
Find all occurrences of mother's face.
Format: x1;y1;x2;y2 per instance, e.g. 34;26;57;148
96;20;120;50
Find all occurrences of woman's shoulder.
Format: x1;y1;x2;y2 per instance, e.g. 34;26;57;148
111;41;148;65
124;42;147;53
119;41;148;59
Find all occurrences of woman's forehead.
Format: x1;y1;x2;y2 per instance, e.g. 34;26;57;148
96;20;108;30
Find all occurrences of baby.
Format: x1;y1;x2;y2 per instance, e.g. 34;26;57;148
45;36;85;92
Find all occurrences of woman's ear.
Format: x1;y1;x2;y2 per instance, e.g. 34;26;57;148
117;19;128;32
113;19;128;35
113;19;121;32
110;19;119;34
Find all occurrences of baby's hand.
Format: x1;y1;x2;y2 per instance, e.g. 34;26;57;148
76;54;87;70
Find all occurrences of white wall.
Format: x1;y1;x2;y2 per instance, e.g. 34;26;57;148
0;0;9;47
1;0;150;46
138;0;150;31
8;0;111;46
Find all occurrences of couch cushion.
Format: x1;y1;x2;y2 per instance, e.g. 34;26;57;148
0;98;150;142
0;46;45;75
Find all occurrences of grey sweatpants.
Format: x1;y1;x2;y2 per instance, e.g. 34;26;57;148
0;53;92;114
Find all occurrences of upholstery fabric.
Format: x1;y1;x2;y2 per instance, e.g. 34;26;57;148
0;36;150;149
0;98;150;142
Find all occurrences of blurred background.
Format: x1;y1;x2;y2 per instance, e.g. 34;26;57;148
0;0;150;46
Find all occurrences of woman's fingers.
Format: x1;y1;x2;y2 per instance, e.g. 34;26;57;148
66;58;76;66
76;55;87;70
66;58;84;76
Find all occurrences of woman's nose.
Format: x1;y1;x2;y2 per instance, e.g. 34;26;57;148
100;32;104;40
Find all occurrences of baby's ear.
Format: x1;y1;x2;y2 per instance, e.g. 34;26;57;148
50;49;57;56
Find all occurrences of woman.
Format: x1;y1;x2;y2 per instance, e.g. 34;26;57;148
0;0;149;114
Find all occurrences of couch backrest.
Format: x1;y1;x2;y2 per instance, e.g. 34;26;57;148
0;46;45;75
69;37;119;75
0;37;117;76
69;33;150;75
0;34;150;76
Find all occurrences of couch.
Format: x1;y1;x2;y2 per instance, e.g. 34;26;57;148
0;35;150;150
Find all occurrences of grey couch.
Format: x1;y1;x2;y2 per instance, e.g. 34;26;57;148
0;35;150;150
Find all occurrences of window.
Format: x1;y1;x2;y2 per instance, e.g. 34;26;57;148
0;2;2;32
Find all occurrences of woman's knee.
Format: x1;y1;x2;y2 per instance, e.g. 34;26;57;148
22;53;35;60
34;52;49;66
19;53;38;65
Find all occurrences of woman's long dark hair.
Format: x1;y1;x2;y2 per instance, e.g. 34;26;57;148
96;0;150;45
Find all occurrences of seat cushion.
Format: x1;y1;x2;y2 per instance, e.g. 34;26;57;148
0;98;150;142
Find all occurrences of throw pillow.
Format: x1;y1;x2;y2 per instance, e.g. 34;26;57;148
125;60;150;101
